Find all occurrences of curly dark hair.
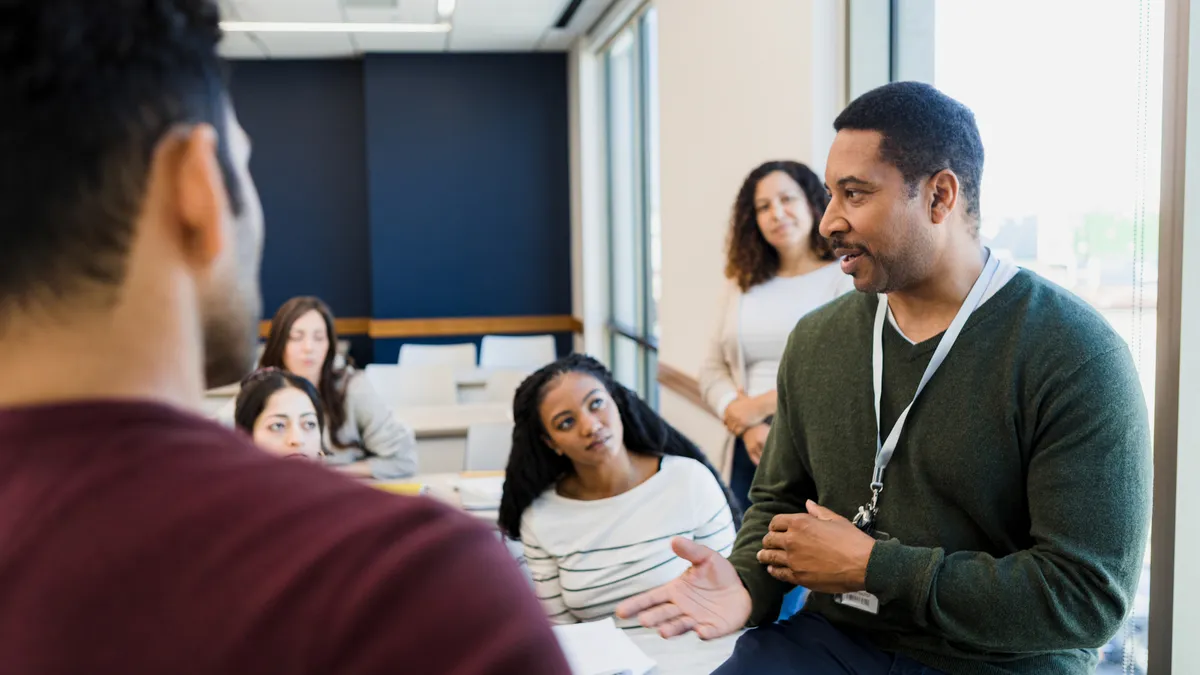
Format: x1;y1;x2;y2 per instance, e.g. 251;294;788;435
0;0;243;310
498;354;741;539
259;297;353;448
725;160;834;292
834;81;984;222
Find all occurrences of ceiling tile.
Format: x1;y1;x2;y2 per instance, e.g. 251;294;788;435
218;0;607;56
448;33;539;51
451;0;563;30
256;32;357;58
235;0;343;22
536;30;577;51
354;32;449;52
218;32;267;58
343;0;438;23
216;0;242;20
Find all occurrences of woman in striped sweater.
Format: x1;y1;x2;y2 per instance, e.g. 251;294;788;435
499;355;740;626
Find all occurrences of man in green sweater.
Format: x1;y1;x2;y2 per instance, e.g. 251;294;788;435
617;82;1150;674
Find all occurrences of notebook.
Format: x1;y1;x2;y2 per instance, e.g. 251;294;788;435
454;475;506;511
551;618;656;675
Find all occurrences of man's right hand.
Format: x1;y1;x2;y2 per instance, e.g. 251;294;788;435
615;537;752;640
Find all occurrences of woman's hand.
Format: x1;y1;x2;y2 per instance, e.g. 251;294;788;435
741;423;771;465
723;392;766;436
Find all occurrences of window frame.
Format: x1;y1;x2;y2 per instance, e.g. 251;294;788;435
863;0;1192;669
600;6;660;407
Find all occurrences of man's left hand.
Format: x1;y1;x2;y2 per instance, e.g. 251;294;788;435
756;500;876;594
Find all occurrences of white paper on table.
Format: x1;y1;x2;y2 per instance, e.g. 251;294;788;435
551;618;657;675
454;476;506;510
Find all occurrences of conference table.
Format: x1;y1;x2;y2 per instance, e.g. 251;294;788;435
397;472;743;673
391;402;510;473
393;402;510;438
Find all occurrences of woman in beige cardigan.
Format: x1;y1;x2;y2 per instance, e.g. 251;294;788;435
699;160;854;510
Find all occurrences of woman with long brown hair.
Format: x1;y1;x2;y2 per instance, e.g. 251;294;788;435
259;297;417;479
699;160;854;509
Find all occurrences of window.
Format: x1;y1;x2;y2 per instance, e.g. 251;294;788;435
888;2;1165;672
602;7;660;406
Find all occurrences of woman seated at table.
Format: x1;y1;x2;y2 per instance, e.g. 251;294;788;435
234;368;325;461
499;354;739;626
259;296;418;479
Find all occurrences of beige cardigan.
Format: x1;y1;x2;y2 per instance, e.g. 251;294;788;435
697;279;749;481
698;272;856;479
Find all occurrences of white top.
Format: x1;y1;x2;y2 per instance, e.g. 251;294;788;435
736;263;854;402
521;455;737;627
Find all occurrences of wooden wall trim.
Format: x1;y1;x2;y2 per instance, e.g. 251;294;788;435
257;315;582;339
369;315;584;339
258;317;371;339
657;362;718;420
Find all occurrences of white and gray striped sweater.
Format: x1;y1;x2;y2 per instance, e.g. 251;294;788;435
520;455;737;627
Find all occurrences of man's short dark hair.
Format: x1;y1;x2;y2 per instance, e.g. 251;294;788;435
834;81;984;220
0;0;241;311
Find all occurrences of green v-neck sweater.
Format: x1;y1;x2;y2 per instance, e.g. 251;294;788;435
730;269;1151;675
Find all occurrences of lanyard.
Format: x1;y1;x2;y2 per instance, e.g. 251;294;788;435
852;250;1000;533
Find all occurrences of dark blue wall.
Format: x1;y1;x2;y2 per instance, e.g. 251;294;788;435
228;55;571;366
229;60;371;320
362;53;572;320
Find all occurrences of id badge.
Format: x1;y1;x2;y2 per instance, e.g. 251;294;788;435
835;591;879;615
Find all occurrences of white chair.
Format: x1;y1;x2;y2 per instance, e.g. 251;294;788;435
398;342;478;369
483;369;530;404
479;335;556;371
464;421;515;471
364;364;458;407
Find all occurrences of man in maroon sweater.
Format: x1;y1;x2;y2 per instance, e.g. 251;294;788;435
0;2;570;673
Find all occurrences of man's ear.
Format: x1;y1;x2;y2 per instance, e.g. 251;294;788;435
156;123;226;271
927;169;961;225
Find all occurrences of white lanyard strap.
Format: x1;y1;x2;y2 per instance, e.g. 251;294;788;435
870;250;1000;489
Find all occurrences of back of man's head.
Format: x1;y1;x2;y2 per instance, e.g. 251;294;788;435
834;81;985;222
0;0;262;394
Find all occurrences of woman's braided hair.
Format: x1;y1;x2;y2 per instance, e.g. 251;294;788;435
497;354;741;539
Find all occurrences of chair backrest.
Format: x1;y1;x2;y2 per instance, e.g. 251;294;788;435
364;364;458;407
465;420;516;472
483;369;530;405
398;342;478;369
479;335;556;370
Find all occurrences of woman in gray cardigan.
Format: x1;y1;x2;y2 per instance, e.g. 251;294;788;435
259;297;418;479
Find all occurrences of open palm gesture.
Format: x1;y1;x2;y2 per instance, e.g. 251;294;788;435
615;537;751;639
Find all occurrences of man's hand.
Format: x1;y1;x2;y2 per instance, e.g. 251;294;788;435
723;391;765;436
741;424;770;465
615;537;752;640
756;500;876;594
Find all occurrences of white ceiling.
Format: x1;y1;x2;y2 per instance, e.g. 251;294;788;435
218;0;613;58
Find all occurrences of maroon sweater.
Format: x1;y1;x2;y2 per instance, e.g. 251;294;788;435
0;401;570;674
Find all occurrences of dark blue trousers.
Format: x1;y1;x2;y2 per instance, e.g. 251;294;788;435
730;437;756;513
731;437;809;623
710;612;945;675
